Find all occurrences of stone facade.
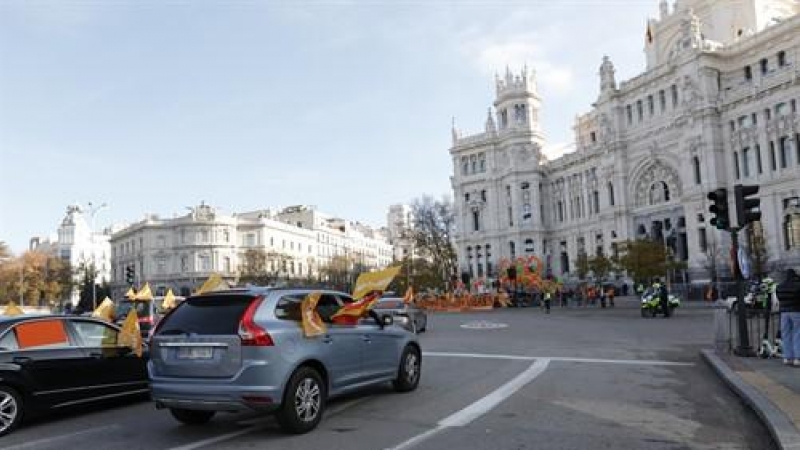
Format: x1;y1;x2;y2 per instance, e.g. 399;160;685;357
450;0;800;284
108;203;393;297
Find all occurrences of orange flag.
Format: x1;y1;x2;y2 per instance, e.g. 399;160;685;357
331;291;382;324
301;292;327;338
402;286;414;304
117;308;142;357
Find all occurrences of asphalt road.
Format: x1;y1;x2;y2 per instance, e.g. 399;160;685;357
2;298;776;450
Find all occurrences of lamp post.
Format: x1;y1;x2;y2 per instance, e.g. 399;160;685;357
87;201;107;309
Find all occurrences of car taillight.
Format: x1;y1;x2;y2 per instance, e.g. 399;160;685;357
239;296;274;346
138;316;154;325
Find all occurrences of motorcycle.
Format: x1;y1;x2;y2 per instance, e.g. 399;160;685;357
640;287;681;318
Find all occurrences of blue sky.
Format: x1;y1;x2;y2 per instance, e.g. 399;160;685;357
0;0;658;254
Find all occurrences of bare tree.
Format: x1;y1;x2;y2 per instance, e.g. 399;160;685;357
410;195;457;283
746;222;770;278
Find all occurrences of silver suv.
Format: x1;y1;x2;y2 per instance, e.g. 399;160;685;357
148;287;421;433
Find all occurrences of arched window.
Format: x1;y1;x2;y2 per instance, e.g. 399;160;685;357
461;156;468;175
693;157;701;184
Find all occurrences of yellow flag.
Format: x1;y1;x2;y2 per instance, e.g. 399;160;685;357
195;273;230;295
161;289;178;310
402;286;415;304
351;266;402;300
300;291;327;338
117;308;142;357
134;282;153;301
125;287;136;299
3;301;24;316
92;297;116;322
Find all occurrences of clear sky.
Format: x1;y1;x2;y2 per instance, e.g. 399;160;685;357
0;0;659;254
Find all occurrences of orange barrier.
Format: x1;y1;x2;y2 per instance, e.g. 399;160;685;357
415;293;506;312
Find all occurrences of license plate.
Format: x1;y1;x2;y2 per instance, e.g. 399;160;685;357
176;347;213;360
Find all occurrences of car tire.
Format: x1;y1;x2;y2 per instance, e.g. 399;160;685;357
276;366;326;434
0;386;23;436
169;408;215;425
393;346;421;393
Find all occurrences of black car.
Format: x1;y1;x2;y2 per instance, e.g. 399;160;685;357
0;315;149;436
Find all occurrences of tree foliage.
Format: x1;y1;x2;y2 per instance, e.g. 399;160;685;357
409;195;457;284
614;239;671;285
747;222;769;279
588;254;614;282
0;250;72;307
239;249;294;286
575;252;590;281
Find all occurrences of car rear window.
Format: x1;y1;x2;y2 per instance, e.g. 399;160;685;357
116;300;152;320
156;295;256;335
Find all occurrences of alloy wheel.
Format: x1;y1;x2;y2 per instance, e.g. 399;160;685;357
404;352;419;384
294;378;321;422
0;390;19;434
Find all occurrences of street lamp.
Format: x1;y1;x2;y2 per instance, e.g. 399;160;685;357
87;201;107;309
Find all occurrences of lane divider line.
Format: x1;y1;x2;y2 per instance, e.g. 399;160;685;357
384;359;551;450
423;351;694;366
4;424;122;450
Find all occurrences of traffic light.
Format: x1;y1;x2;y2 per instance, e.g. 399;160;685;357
125;265;135;285
707;188;730;231
734;184;761;227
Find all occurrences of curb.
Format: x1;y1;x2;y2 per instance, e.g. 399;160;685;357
700;349;800;450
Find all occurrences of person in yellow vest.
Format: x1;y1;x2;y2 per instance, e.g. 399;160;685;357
543;291;552;314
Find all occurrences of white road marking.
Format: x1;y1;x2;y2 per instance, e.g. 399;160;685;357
4;424;121;450
167;395;369;450
384;359;551;450
423;351;694;366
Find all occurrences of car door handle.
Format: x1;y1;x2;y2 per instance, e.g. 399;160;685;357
362;335;371;343
12;356;31;365
322;336;333;344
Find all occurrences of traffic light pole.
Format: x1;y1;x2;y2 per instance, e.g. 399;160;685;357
731;227;755;357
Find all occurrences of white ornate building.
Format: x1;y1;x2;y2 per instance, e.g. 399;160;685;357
108;203;393;297
450;0;800;284
30;205;114;305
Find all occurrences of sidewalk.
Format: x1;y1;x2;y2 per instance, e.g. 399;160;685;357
701;349;800;450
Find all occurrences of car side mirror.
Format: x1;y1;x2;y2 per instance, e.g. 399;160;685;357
381;314;393;328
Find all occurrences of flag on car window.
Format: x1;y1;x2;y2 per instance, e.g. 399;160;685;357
351;266;402;300
195;273;230;295
117;308;143;357
331;291;382;324
301;291;327;338
134;282;153;301
92;297;116;322
124;287;136;299
403;286;414;304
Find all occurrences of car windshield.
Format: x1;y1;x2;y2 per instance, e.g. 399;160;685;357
115;300;151;320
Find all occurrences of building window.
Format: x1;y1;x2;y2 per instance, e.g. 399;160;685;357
756;144;763;174
637;100;643;121
461;157;468;175
593;191;599;213
509;241;516;259
557;201;564;222
744;65;752;81
771;142;777;171
699;228;708;252
780;136;789;168
590;131;596;143
470;155;477;173
733;151;740;179
481;190;487;202
465;193;470;203
778;51;787;67
760;58;768;75
479;153;486;172
608;182;615;206
693;157;701;184
659;89;666;112
729;120;735;133
796;134;800;165
524;239;534;253
647;95;654;116
671;84;678;107
224;257;231;273
626;105;633;125
472;211;480;231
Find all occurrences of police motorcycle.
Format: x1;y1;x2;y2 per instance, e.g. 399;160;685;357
640;283;681;318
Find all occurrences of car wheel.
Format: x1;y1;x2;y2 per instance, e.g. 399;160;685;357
393;346;421;393
170;408;215;425
277;366;325;434
0;386;22;436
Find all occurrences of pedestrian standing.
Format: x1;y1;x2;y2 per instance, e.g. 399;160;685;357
777;269;800;366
